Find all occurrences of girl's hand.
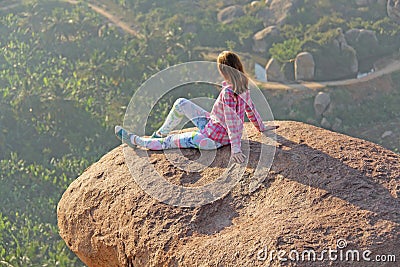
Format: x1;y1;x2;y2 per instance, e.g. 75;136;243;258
232;152;246;163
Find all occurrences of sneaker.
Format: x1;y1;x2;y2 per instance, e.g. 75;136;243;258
115;125;136;148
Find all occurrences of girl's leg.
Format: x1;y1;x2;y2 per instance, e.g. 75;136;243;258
155;98;210;136
137;131;222;150
116;126;221;150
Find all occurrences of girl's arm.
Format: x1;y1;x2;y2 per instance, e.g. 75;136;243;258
222;90;243;154
245;97;266;132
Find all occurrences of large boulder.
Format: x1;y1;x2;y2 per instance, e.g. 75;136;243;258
258;0;302;26
58;121;400;267
294;52;315;81
388;0;400;23
304;28;358;81
342;43;359;74
217;5;245;24
250;1;262;8
282;61;295;81
345;29;378;47
265;57;285;82
252;26;281;53
314;92;331;116
345;28;379;71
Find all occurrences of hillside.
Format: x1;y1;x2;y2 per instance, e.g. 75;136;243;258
0;0;399;266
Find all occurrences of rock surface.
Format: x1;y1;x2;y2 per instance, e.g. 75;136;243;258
345;28;379;48
308;28;359;81
320;117;331;129
258;0;301;26
58;121;400;267
342;43;359;74
388;0;400;24
314;92;331;116
265;57;285;82
345;28;379;71
252;26;280;53
295;52;315;81
217;5;245;24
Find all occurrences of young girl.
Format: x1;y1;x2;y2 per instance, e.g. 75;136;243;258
115;51;277;163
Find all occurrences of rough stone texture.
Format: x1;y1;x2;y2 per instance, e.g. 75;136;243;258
217;5;245;24
58;121;400;267
344;28;363;44
282;61;295;81
334;29;358;74
258;0;301;26
344;28;379;73
314;92;331;116
388;0;400;23
334;40;358;78
294;52;315;81
250;1;262;8
252;26;280;53
345;29;379;48
265;57;285;82
312;28;359;80
342;43;359;74
320;117;331;129
332;117;343;132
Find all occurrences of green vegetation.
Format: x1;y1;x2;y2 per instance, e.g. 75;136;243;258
267;75;400;153
269;38;302;64
0;154;88;266
109;0;400;79
0;0;202;265
271;13;400;80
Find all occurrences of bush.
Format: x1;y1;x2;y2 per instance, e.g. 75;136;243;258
269;38;302;64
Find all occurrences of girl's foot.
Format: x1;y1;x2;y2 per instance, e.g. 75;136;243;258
115;125;137;148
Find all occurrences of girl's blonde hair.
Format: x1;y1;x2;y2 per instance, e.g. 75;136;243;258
217;51;248;94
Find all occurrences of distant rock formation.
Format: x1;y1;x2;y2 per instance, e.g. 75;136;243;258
257;0;301;26
316;28;358;80
314;92;331;116
250;1;262;8
294;52;315;81
217;5;245;24
265;57;285;82
58;121;400;267
252;26;281;53
344;28;381;71
345;29;379;48
342;44;359;74
388;0;400;23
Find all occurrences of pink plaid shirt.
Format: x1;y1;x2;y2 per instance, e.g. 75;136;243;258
200;81;266;154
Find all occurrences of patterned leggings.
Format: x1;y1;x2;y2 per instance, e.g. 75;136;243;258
134;98;223;150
